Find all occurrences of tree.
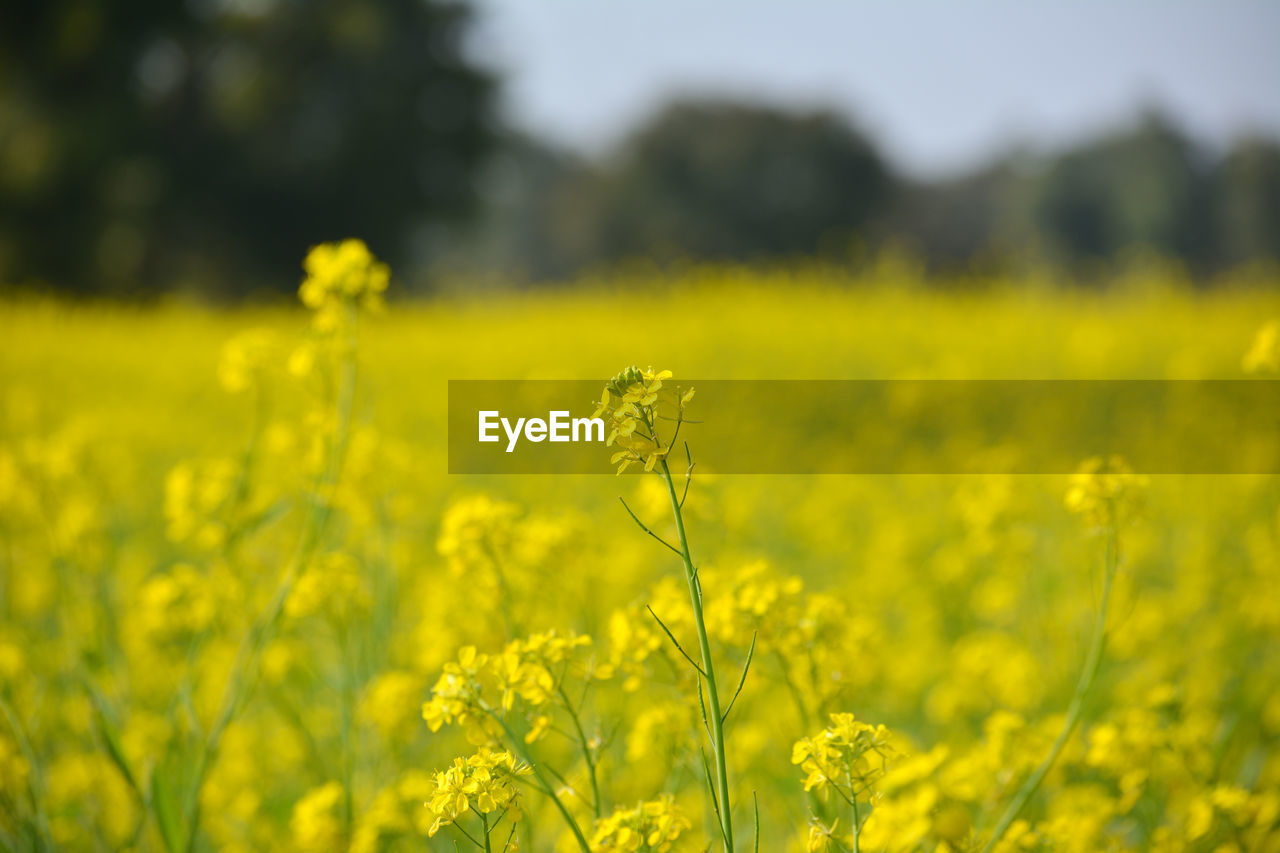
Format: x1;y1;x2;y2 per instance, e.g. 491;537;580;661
1026;111;1215;270
0;0;496;297
1216;136;1280;266
572;99;893;266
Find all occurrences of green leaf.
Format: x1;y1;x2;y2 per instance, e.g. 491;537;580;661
151;770;185;853
86;683;142;799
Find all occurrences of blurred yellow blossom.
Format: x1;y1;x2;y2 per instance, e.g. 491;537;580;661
590;795;691;852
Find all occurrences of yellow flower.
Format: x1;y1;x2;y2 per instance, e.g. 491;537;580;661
590;795;691;852
858;783;939;853
217;327;276;394
359;671;425;739
137;563;216;645
290;781;346;852
1243;319;1280;373
285;551;371;622
422;630;599;745
298;239;389;331
594;366;693;474
1064;455;1147;529
424;748;529;837
792;713;894;798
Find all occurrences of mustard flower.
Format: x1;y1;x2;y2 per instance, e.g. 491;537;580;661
349;787;407;853
856;784;939;853
358;670;426;740
436;494;520;575
137;563;216;645
1243;319;1280;373
216;327;276;394
805;817;844;852
1064;455;1147;529
792;713;894;799
422;644;491;735
289;781;345;852
589;795;692;852
424;747;529;838
422;631;601;742
298;239;389;331
593;366;694;474
285;551;371;622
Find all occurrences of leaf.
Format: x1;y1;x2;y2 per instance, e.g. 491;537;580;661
721;631;757;724
151;770;186;853
85;680;143;799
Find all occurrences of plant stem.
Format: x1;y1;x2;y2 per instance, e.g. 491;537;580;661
557;684;602;817
659;458;734;852
980;528;1118;852
487;711;592;852
181;305;360;852
850;786;860;853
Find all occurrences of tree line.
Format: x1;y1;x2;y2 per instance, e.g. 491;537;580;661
2;1;1277;297
437;101;1280;287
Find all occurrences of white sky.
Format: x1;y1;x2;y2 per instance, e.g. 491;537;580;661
468;0;1280;177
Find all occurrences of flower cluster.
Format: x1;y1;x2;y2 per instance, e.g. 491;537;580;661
285;550;371;623
593;366;693;474
1064;454;1148;528
436;494;521;575
298;238;389;330
607;561;876;720
1243;318;1280;373
217;327;277;394
289;781;345;852
136;563;216;645
422;631;605;743
424;747;529;838
589;795;692;852
792;713;895;800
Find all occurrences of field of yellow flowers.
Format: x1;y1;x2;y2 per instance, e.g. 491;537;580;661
2;245;1280;853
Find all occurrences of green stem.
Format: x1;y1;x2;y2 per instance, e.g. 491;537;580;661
0;697;53;851
482;812;493;853
487;711;592;852
980;527;1118;852
181;304;361;852
659;458;734;852
774;650;812;730
850;783;860;853
557;684;602;817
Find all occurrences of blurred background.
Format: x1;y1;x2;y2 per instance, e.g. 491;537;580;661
1;0;1278;299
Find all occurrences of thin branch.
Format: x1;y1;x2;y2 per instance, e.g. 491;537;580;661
679;442;695;509
448;819;483;850
557;684;601;817
753;791;761;853
646;605;708;677
721;631;757;724
619;498;683;556
695;675;714;742
699;748;727;846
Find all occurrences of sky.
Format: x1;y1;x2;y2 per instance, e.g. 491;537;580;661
468;0;1280;177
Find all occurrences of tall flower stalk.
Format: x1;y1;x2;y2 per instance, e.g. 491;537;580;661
596;367;747;851
980;456;1146;852
177;240;388;852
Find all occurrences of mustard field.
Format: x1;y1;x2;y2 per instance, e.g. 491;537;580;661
2;247;1280;852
